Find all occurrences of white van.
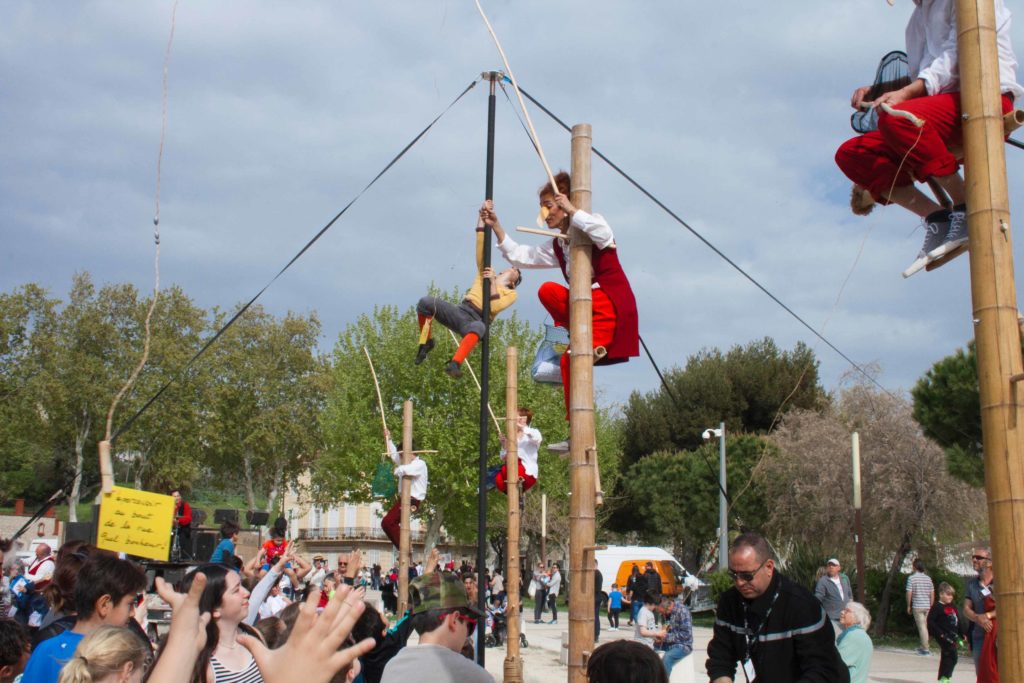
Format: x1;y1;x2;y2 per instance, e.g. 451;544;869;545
595;545;712;612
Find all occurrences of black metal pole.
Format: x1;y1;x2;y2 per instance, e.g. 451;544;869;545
476;71;499;666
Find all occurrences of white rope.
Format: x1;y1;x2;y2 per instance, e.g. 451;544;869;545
103;0;180;443
474;0;558;191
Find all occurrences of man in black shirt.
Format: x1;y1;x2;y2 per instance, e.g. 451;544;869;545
707;532;848;683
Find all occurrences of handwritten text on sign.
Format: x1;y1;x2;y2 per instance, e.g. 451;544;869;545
97;486;174;561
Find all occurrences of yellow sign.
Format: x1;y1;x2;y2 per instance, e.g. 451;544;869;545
97;486;174;561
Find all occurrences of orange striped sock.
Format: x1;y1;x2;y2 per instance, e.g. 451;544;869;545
452;332;479;364
418;316;432;345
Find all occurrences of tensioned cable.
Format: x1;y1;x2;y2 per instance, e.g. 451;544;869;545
638;335;731;505
509;81;895;399
111;79;479;442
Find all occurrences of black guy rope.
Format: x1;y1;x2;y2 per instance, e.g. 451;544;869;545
111;79;479;443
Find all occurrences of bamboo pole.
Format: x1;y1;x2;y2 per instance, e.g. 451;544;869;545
504;346;523;683
567;123;597;683
397;400;414;616
363;347;389;453
957;1;1024;678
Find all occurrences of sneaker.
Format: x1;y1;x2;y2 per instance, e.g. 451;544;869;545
444;360;463;378
414;338;435;365
902;211;951;278
609;626;618;631
927;205;968;260
548;619;557;625
917;648;930;656
548;440;570;454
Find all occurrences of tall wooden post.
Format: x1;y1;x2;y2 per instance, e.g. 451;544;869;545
397;400;414;616
504;346;523;683
567;123;597;683
957;1;1024;677
852;432;866;604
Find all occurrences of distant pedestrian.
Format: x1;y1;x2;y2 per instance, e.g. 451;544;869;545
906;558;935;655
546;565;561;625
658;593;693;676
634;594;664;649
837;602;872;683
607;583;623;631
963;547;994;670
626;564;645;626
814;558;852;637
594;559;603;641
532;562;548;624
928;582;965;683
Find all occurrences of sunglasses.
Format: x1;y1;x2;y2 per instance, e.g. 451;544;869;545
727;558;769;584
972;555;991;561
442;611;477;636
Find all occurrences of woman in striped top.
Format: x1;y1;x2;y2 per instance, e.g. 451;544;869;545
178;564;264;683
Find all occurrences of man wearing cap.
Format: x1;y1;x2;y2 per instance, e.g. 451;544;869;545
381;571;493;683
814;558;853;637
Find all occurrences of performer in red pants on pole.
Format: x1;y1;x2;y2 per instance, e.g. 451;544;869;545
488;171;639;450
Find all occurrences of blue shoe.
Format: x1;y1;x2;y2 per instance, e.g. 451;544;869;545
485;465;501;492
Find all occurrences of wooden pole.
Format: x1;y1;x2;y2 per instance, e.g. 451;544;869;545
567;123;597;683
397;400;414;616
957;1;1024;677
504;346;523;683
852;432;866;604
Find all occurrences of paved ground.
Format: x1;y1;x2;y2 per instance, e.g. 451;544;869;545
476;618;976;683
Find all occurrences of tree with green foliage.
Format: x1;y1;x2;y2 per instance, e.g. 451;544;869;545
315;295;622;554
611;338;824;538
762;383;985;634
0;284;60;502
109;285;212;493
623;434;770;568
911;342;984;486
203;305;328;516
621;338;825;465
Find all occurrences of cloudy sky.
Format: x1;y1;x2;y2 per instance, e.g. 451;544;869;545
4;1;1024;416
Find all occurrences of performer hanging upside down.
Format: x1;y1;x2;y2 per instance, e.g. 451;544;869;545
415;201;522;379
487;172;639;446
381;429;428;550
487;406;543;494
835;0;1023;278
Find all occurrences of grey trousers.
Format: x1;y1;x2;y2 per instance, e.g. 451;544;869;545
417;296;486;339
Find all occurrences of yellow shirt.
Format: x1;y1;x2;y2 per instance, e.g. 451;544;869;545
463;230;516;321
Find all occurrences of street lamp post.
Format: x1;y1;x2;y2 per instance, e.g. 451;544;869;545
703;423;727;569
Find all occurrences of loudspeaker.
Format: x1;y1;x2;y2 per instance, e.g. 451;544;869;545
193;531;217;560
246;510;270;526
65;521;94;544
213;509;238;524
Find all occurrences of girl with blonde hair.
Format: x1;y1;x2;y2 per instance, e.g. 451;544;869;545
57;625;148;683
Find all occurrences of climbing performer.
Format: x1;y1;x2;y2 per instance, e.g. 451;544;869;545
415;201;522;378
381;429;428;550
487;172;639;449
835;0;1023;278
487;406;543;494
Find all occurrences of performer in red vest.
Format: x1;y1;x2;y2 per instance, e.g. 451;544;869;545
488;171;638;446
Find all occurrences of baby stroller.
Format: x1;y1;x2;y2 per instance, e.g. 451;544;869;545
484;600;528;648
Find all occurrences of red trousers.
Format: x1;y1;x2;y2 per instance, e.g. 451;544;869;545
835;93;1013;203
495;459;537;493
538;282;617;420
381;497;421;550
